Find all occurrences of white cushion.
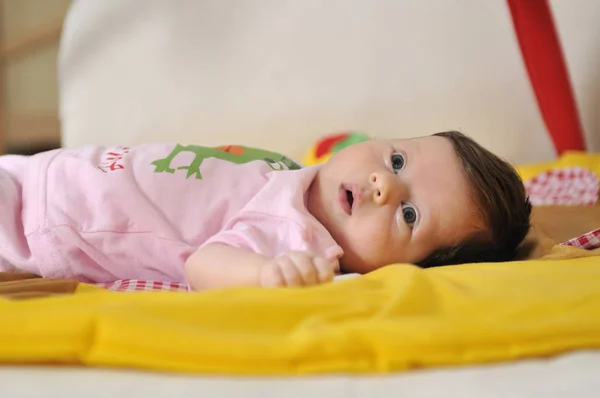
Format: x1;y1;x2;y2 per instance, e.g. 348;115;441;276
59;0;562;163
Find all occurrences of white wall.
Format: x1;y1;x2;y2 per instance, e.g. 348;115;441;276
59;0;600;165
550;0;600;153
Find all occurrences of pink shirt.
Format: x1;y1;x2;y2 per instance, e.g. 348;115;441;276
3;143;341;283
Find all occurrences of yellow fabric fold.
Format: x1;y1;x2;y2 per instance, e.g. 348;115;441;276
517;151;600;181
2;255;600;375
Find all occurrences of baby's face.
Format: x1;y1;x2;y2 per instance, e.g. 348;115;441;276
307;136;482;273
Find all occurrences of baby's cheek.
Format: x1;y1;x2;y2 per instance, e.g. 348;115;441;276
348;224;391;261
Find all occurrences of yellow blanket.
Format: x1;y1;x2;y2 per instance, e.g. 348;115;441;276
1;252;600;375
0;152;599;375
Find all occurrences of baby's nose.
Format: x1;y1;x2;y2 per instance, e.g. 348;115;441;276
369;172;406;205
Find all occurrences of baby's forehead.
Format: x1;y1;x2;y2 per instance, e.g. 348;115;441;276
400;136;477;224
387;135;446;146
383;136;458;162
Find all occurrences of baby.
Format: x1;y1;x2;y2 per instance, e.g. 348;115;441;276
0;131;531;291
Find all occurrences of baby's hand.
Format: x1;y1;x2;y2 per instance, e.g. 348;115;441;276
259;251;338;288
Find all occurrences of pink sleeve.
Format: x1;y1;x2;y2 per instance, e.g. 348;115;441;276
200;213;305;258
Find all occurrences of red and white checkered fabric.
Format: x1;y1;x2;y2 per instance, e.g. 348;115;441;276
95;279;188;292
524;166;599;206
561;228;600;250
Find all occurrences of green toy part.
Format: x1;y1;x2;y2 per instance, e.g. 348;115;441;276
331;131;369;153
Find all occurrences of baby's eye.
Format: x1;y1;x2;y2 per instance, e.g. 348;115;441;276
402;204;417;227
391;153;404;174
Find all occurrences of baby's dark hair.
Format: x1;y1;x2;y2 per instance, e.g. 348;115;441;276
417;130;532;268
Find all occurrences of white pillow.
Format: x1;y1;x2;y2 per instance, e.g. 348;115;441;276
59;0;556;163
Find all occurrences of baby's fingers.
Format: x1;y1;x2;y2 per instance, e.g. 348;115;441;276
313;256;337;283
279;254;306;286
286;251;319;285
259;263;286;288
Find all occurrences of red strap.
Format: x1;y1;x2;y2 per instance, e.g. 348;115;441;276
507;0;585;154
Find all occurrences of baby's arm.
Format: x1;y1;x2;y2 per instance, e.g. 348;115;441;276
184;244;338;291
185;244;266;290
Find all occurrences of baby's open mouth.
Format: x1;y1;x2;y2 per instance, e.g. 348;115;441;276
339;185;355;215
346;190;354;209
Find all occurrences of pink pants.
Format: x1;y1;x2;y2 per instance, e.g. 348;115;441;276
0;155;38;275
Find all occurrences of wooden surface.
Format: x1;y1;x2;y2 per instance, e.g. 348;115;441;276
0;4;65;155
0;3;4;155
517;204;600;260
0;19;63;62
532;205;600;243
